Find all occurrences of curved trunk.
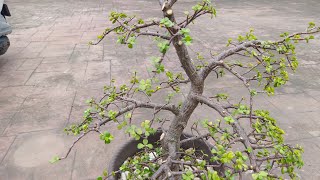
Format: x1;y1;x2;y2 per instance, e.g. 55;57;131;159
160;0;204;161
163;35;204;159
163;84;203;159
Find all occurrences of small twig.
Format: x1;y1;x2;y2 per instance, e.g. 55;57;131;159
59;129;95;160
180;133;211;144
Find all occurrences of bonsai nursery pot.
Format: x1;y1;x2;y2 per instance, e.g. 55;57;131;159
108;130;222;180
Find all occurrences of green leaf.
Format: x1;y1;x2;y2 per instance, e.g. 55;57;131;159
141;120;150;128
136;128;143;135
151;56;165;74
224;116;235;124
208;170;221;180
259;171;268;177
97;177;103;180
139;79;146;90
226;38;232;47
211;148;217;154
227;151;235;160
107;110;118;120
182;35;193;46
308;21;315;29
100;131;114;144
192;4;203;11
182;170;194;180
215;93;229;101
160;17;174;27
143;139;148;145
157;41;169;53
237;35;245;42
146;144;153;149
137;19;144;24
179;28;190;35
252;173;258;180
49;156;60;164
103;170;108;177
252;171;268;180
250;90;257;96
127;37;136;49
137;143;144;149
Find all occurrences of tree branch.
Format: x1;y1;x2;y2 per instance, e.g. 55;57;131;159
117;96;179;115
98;99;179;127
159;0;178;8
136;32;170;40
200;41;259;80
201;27;320;81
191;94;259;172
59;129;96;160
180;133;210;144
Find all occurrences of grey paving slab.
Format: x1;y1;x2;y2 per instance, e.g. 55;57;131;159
41;56;71;64
85;61;110;80
66;68;88;91
39;44;75;58
81;61;111;89
22;42;48;53
289;137;320;180
0;86;41;100
0;59;8;69
46;35;82;45
0;58;26;72
25;72;77;89
30;31;53;42
67;105;87;126
0;119;11;135
304;90;320;102
70;44;104;62
72;88;104;107
0;47;24;59
267;93;320;113
0;91;25;113
35;62;86;73
15;50;40;59
0;131;75;180
3;89;75;136
110;65;146;86
0;70;34;87
0;86;40;134
81;31;103;42
70;133;119;180
9;40;30;48
50;30;84;38
17;58;43;71
0;136;15;164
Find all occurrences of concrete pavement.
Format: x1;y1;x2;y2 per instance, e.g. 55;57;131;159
0;0;320;179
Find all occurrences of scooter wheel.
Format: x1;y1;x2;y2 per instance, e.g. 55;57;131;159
0;36;10;55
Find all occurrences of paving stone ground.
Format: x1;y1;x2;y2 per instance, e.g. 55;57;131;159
0;0;320;179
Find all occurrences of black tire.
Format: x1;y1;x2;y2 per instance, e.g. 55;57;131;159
108;130;223;180
0;36;10;55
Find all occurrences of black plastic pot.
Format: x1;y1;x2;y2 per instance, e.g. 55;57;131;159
108;130;221;179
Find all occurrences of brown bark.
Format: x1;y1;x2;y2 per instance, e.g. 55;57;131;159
160;1;204;160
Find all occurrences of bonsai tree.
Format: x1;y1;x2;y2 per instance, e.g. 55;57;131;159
52;0;320;179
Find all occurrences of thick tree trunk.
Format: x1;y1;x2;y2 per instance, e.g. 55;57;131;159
163;35;204;159
159;0;204;162
163;85;203;159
